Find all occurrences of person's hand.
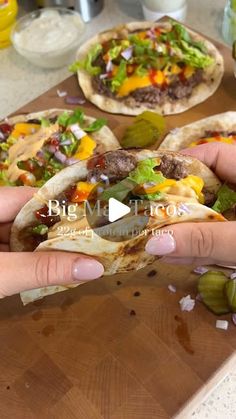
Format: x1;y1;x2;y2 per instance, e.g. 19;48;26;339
0;187;104;298
145;143;236;266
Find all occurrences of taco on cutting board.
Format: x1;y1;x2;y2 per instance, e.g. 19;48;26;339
0;108;119;187
159;112;236;151
11;149;225;304
71;20;224;116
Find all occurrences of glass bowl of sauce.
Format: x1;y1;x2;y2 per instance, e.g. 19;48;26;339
11;8;85;68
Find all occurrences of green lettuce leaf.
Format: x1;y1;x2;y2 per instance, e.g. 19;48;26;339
212;184;236;213
108;45;122;60
0;170;13;186
171;21;207;53
138;192;163;201
111;59;127;92
180;40;214;68
57;108;84;127
128;35;152;56
172;21;191;43
84;118;107;132
101;178;136;201
101;158;165;202
69;44;103;76
40;117;50;127
0;143;9;152
128;158;165;185
135;65;149;76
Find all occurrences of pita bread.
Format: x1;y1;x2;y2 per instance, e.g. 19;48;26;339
76;21;224;116
3;108;119;183
159;112;236;151
10;149;224;304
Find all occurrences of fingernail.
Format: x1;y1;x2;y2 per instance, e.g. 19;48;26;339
73;258;104;281
145;233;176;256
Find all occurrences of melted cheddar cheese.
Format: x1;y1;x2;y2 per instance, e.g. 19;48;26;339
143;175;204;203
11;123;40;139
73;135;96;160
117;75;152;97
71;182;97;203
189;137;235;147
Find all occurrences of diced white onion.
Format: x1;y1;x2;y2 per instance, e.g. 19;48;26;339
97;187;104;194
54;150;67;163
100;73;108;80
106;60;113;73
232;314;236;326
70;124;86;140
230;272;236;280
100;174;110;185
168;284;176;293
57;89;67;98
179;295;195;312
90;176;97;184
216;320;229;330
121;46;133;61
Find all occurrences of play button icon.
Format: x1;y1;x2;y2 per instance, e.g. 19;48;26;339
108;198;131;223
85;183;151;242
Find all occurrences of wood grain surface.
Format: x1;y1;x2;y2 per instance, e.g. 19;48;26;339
1;24;236;419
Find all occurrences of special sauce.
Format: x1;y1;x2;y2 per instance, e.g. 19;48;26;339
14;9;83;53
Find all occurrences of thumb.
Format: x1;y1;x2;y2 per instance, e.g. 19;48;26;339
0;252;104;298
145;221;236;265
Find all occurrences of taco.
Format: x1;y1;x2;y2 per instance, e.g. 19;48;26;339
11;149;225;304
71;20;224;116
159;112;236;151
0;108;119;187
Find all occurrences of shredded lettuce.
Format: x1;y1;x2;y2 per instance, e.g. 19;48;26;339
111;59;127;92
179;40;214;68
171;21;207;53
0;170;12;186
69;43;103;75
108;45;122;60
0;142;9;152
84;118;107;132
135;65;149;76
101;158;165;202
138;192;163;201
40;117;50;127
101;178;136;201
212;184;236;213
128;35;152;56
128;158;165;185
57;108;84;127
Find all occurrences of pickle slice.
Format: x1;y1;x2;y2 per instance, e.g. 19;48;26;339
232;40;236;60
225;279;236;312
136;111;166;134
198;271;230;314
121;111;166;149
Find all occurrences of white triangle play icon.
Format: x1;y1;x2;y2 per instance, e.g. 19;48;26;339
108;198;131;223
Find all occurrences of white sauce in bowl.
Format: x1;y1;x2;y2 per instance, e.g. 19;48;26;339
14;9;84;54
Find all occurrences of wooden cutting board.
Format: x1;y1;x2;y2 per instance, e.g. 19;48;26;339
1;24;236;419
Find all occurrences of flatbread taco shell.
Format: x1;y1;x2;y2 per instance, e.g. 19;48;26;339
76;21;224;116
4;108;119;184
10;149;224;304
159;112;236;151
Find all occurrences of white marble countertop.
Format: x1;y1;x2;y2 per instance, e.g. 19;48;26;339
1;0;236;417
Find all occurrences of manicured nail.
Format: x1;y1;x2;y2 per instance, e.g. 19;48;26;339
145;233;176;256
73;257;104;281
